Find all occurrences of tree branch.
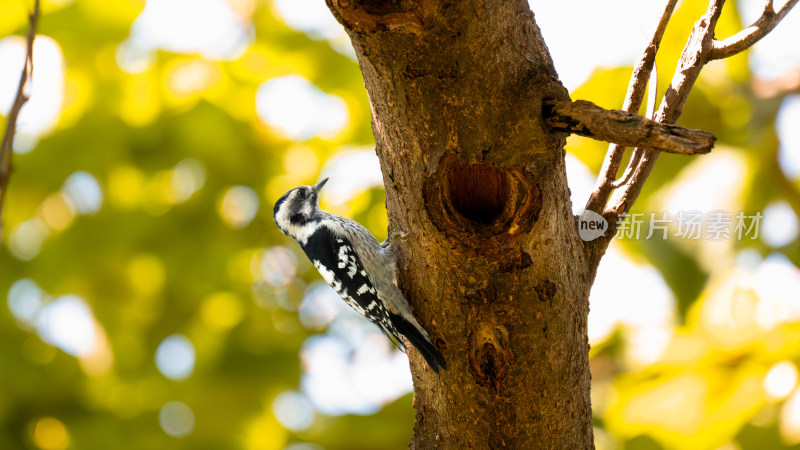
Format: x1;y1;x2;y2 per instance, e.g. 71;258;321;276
578;0;738;266
610;58;660;190
603;0;727;221
710;0;800;60
543;99;714;156
584;0;679;213
0;0;40;234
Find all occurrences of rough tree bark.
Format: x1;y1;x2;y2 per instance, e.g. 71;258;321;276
323;0;797;448
325;2;592;447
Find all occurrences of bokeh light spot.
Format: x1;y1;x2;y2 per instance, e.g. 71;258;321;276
781;388;800;445
143;170;176;215
272;391;315;432
274;0;344;40
35;295;97;357
282;145;320;180
259;246;298;287
32;417;69;450
108;165;145;209
8;278;45;328
158;401;195;438
39;193;75;231
129;0;252;59
762;201;799;248
201;292;244;330
165;58;220;98
218;185;260;229
155;334;195;381
777;95;800;180
170;158;206;203
246;413;287;450
255;75;348;141
8;218;49;261
115;38;155;73
301;326;413;416
765;361;799;401
61;171;103;215
298;281;347;330
127;254;166;297
118;71;161;126
318;148;383;208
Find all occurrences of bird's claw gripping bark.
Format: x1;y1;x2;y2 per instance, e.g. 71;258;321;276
391;231;409;246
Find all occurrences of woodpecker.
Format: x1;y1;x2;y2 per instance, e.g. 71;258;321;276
273;178;445;373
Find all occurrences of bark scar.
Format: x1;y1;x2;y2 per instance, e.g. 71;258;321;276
534;279;557;303
467;321;510;397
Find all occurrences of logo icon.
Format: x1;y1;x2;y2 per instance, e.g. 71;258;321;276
578;210;608;241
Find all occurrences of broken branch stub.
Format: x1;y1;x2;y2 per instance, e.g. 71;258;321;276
542;99;715;156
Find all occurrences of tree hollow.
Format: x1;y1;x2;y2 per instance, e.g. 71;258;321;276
447;162;508;224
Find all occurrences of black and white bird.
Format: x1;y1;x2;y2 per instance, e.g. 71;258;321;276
273;178;446;373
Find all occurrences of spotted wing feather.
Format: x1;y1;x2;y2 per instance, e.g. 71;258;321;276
300;227;406;349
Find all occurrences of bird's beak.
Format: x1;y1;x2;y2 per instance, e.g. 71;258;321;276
313;177;329;193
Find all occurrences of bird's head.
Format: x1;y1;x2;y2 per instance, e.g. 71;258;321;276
273;177;328;238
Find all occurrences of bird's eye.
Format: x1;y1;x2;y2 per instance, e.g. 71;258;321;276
297;189;307;200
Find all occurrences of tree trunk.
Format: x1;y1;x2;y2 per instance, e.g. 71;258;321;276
326;0;594;447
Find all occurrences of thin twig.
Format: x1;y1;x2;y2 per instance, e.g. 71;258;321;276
585;0;679;213
611;58;660;189
710;0;799;60
603;0;728;221
611;151;641;189
0;0;40;232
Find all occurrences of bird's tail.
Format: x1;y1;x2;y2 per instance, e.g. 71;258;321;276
391;313;446;373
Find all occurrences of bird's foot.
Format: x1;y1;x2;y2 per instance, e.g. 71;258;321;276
391;231;409;246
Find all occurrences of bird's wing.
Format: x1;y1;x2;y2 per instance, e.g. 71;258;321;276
301;227;406;349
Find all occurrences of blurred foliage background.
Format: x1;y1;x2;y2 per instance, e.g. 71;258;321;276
1;0;799;449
